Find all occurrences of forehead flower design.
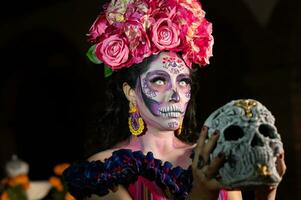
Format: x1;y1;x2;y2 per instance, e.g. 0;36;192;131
162;56;185;74
86;0;214;75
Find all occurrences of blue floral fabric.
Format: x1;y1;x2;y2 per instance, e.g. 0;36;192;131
63;149;192;200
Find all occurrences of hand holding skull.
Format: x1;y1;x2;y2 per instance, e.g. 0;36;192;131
188;126;226;200
193;99;287;200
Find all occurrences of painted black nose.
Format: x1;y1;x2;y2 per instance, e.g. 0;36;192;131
170;90;180;102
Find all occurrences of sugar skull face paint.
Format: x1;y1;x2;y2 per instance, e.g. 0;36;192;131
135;52;191;131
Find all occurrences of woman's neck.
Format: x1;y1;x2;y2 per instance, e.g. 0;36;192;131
115;127;194;168
126;127;189;158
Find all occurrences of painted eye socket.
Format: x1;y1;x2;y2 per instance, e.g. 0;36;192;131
179;78;192;87
151;77;166;86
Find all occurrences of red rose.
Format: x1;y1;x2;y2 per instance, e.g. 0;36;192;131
183;19;213;67
87;15;108;43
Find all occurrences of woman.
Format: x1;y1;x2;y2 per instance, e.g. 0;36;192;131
63;0;286;199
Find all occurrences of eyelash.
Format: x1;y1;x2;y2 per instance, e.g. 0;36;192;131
149;77;191;86
179;78;192;85
150;77;166;84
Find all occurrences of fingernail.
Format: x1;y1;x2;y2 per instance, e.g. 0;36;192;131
218;152;225;158
190;151;195;159
213;130;220;135
202;126;208;132
111;184;118;192
278;154;283;159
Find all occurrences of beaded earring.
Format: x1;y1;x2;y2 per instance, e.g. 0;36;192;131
128;102;146;136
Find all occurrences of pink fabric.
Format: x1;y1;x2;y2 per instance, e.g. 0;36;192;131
128;176;227;200
128;176;168;200
219;189;227;200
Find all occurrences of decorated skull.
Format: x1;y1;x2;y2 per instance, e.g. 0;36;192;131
204;99;283;189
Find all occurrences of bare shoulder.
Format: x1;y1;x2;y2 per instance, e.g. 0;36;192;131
88;148;118;162
227;191;243;200
88;139;132;162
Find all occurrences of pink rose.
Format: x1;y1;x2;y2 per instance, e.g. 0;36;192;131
151;17;181;51
95;34;131;70
87;15;108;43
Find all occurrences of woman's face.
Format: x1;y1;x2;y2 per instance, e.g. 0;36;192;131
135;52;191;131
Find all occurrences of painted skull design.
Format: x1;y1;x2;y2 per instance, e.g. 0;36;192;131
204;99;283;188
135;52;191;131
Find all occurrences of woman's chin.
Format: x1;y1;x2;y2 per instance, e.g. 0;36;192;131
163;120;181;130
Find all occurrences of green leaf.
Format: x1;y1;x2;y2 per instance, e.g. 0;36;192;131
6;186;27;200
104;65;113;77
86;45;102;64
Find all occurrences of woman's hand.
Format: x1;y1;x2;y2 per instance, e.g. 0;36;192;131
275;152;287;180
254;152;287;200
188;126;225;200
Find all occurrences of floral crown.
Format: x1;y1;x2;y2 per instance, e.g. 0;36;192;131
86;0;214;77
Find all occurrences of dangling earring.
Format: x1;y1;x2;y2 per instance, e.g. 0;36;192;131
128;102;145;136
176;119;183;135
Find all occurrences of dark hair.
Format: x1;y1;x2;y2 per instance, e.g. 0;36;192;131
84;54;200;158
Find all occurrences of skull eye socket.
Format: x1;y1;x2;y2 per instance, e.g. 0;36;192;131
224;125;244;141
259;124;277;139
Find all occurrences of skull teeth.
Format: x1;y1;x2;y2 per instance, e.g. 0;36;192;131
220;146;275;186
160;111;181;118
159;106;183;118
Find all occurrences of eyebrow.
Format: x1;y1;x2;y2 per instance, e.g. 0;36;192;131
177;73;191;77
176;73;191;80
146;70;170;77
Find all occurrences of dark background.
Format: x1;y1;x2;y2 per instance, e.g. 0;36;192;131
0;0;300;199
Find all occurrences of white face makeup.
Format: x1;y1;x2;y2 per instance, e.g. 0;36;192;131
135;52;191;131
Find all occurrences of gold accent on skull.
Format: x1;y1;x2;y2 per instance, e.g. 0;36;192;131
234;99;257;118
257;163;272;176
